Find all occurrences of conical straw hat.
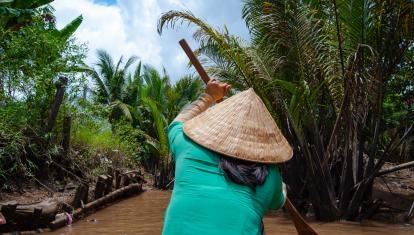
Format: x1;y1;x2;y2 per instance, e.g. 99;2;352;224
183;88;293;163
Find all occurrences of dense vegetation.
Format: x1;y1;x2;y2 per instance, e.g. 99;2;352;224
158;0;413;221
0;0;88;187
1;0;412;223
88;50;203;187
0;0;203;190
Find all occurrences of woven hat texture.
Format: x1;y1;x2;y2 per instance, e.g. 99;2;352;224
183;88;293;163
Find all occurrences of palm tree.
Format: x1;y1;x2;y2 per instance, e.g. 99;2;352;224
89;51;204;188
167;74;203;121
90;49;139;125
158;0;414;220
138;65;171;159
135;65;203;187
137;66;203;155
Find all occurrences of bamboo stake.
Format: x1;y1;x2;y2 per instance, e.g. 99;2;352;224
179;38;318;235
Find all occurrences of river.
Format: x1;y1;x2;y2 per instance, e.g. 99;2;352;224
50;190;414;234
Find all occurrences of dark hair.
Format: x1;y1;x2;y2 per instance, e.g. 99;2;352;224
219;156;268;189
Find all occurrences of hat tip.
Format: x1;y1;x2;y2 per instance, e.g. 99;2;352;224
246;87;258;97
245;88;255;95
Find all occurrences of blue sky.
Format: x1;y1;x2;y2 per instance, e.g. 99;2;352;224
53;0;250;82
94;0;116;4
95;0;117;5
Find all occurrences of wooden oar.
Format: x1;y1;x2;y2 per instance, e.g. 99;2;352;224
179;39;210;84
284;198;318;235
179;38;318;235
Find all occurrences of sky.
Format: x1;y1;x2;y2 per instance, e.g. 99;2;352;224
52;0;250;82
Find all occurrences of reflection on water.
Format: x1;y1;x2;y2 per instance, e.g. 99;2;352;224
50;191;413;235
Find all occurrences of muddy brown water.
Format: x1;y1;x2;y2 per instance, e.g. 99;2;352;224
50;190;413;235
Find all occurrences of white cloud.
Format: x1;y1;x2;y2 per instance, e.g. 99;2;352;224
52;0;162;68
166;0;186;9
52;0;248;82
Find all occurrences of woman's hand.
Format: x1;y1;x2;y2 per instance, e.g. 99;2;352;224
205;79;231;102
173;79;230;122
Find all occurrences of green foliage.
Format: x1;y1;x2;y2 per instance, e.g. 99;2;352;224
0;2;87;186
0;101;28;181
158;0;414;220
70;115;142;174
89;49;138;123
0;0;54;29
88;51;204;171
0;19;87;104
56;15;83;41
0;0;204;190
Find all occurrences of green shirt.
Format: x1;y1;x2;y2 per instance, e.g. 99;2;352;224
162;122;285;235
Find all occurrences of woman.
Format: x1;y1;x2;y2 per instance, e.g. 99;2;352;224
162;79;293;235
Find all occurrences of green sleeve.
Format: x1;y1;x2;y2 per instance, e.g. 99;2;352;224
269;168;286;210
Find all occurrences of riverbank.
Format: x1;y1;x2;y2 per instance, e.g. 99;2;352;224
0;169;148;233
372;162;414;223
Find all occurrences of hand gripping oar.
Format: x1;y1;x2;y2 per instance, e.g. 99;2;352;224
178;38;318;235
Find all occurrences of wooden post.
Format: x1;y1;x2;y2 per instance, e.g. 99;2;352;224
1;201;17;231
107;166;114;178
122;174;130;187
73;185;83;208
31;207;43;230
82;183;89;206
115;169;121;189
39;76;68;180
104;175;113;195
73;184;89;208
45;76;68;133
94;175;107;200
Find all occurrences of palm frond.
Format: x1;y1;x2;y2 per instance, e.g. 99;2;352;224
89;69;110;103
124;56;139;71
111;99;133;121
95;49;115;86
158;10;254;87
141;95;168;158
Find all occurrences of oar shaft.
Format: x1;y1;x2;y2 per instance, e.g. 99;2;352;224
179;39;210;84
